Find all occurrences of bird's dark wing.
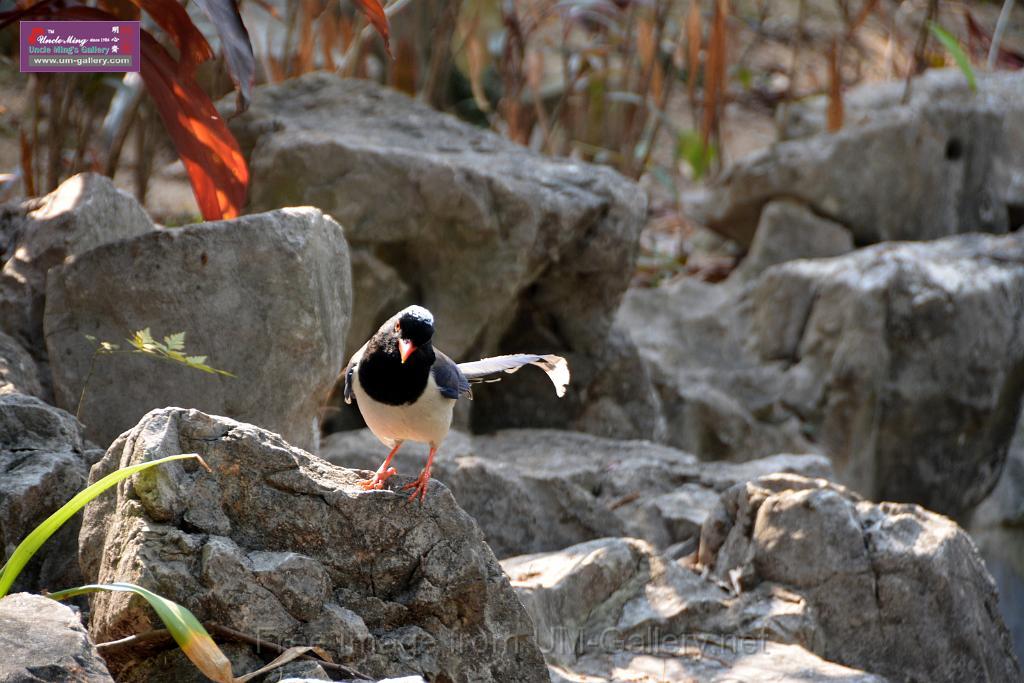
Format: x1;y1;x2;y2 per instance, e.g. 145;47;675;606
432;350;472;400
457;354;570;397
342;344;366;405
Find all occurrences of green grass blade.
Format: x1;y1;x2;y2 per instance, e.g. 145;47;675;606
929;22;977;92
49;582;233;683
0;453;205;597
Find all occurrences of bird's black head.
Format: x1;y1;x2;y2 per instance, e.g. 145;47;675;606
392;305;435;363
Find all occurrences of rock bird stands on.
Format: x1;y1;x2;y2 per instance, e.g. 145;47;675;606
344;305;569;502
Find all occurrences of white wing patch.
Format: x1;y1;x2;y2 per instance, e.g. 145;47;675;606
457;354;570;398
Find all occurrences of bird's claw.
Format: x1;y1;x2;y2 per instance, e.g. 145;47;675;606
357;466;398;491
401;471;431;504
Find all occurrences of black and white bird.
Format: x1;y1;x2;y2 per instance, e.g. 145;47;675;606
344;305;569;502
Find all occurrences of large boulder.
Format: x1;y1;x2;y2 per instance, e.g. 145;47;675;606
752;233;1024;515
44;207;351;452
503;537;884;682
777;69;1024;222
621;231;1024;517
0;592;114;682
223;73;655;440
0;393;93;593
0;173;154;355
322;427;832;558
690;103;1012;246
697;474;1021;682
79;408;547;682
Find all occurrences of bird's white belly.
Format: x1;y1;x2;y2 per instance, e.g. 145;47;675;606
353;371;455;448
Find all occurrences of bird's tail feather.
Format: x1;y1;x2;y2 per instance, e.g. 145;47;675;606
457;354;570;397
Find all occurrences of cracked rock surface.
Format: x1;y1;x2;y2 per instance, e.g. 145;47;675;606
622;231;1024;517
322;427;832;558
0;592;114;682
79;408;547;682
502;537;884;683
698;474;1021;682
0;393;95;594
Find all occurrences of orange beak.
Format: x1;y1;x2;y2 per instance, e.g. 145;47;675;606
398;338;416;363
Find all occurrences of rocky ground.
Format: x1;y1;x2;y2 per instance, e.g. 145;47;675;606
0;66;1023;682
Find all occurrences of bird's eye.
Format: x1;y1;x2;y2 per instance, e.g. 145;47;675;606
394;323;401;333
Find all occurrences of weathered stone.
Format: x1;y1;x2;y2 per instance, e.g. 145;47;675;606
503;538;881;682
0;173;154;354
698;474;1021;682
0;330;44;398
322;427;832;558
617;277;815;462
691;104;1010;246
80;408;547;682
622;232;1024;517
44;207;351;452
224;73;654;440
752;233;1024;515
0;592;114;682
734;198;853;279
547;642;887;683
0;393;89;593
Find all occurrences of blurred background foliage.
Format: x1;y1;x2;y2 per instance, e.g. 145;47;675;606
0;1;1020;237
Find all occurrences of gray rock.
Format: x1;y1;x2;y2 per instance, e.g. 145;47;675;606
79;408;547;682
618;277;815;462
0;330;44;398
697;474;1021;682
0;394;89;593
224;73;654;440
734;198;854;279
321;427;832;558
0;173;154;354
622;231;1024;517
44;207;351;452
503;538;883;682
690;105;1010;246
0;592;114;682
752;233;1024;515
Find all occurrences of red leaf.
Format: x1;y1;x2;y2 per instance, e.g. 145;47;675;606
191;0;256;111
353;0;390;57
3;3;248;219
140;30;249;219
132;0;214;73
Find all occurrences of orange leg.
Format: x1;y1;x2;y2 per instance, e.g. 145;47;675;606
357;442;402;490
401;446;437;504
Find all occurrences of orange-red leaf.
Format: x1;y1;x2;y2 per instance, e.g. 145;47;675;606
352;0;390;57
140;30;249;220
1;3;247;219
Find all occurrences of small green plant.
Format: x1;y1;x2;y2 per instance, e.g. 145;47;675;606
0;453;206;596
0;453;316;682
676;129;718;182
929;21;977;92
77;328;234;419
90;328;236;377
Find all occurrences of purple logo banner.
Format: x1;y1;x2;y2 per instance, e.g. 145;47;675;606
20;20;140;73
